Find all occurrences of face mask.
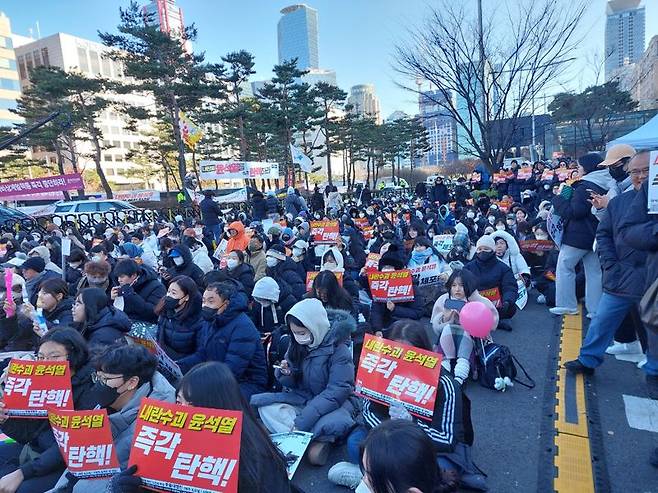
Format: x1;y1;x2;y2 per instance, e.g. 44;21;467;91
201;307;217;321
164;296;181;310
173;257;184;266
535;232;549;240
544;184;551;190
488;216;495;224
324;261;337;271
412;249;431;262
91;255;102;262
506;220;515;226
292;248;303;258
293;333;313;345
87;276;107;285
226;258;239;270
248;240;261;252
91;381;122;408
69;262;82;269
609;165;628;182
359;213;366;218
266;257;278;268
466;211;475;219
496;225;506;231
314;214;321;220
83;234;92;241
477;251;495;262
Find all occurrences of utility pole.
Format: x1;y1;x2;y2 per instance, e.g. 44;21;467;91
477;0;486;121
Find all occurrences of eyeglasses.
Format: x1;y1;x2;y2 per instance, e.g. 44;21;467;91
91;372;124;385
629;167;650;177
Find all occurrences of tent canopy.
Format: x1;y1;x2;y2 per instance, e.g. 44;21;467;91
607;114;658;150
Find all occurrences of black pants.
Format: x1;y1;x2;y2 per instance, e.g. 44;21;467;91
0;442;63;493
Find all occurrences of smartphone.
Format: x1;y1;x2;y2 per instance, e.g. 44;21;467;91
445;298;467;311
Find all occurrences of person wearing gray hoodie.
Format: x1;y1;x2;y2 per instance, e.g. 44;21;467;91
28;246;62;275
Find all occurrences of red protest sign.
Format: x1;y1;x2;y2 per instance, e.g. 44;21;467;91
517;168;532;180
556;167;571;181
306;271;343;292
48;408;120;479
541;169;554;181
493;173;508;184
129;398;242;493
364;253;381;272
4;360;73;418
367;270;414;302
480;287;502;308
362;226;374;241
310;220;339;244
519;239;554;253
355;334;442;420
354;218;370;229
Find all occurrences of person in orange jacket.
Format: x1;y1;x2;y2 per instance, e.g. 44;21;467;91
226;221;250;253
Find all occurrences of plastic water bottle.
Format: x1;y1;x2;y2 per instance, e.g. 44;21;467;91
35;308;48;336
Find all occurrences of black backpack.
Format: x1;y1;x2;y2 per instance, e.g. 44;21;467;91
475;342;535;391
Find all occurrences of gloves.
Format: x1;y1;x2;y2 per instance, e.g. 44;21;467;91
454;357;470;383
389;402;412;421
107;465;142;493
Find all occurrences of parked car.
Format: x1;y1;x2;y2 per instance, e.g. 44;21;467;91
0;204;33;229
50;199;140;226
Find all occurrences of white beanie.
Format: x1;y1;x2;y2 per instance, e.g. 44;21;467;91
286;298;330;349
454;222;468;235
252;277;280;302
475;235;496;251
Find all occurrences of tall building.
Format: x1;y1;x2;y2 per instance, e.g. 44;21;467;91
278;4;319;70
142;0;191;52
0;12;22;128
348;84;381;124
613;35;658;110
605;0;646;80
419;90;457;166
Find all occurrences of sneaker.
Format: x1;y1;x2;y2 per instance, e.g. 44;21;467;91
637;357;647;369
328;462;363;490
586;312;596;320
605;340;643;355
563;359;595;375
536;294;547;305
549;307;579;316
648;375;658;400
497;320;513;331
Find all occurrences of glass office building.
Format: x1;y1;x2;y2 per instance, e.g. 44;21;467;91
278;4;319;70
605;0;646;80
0;12;22;128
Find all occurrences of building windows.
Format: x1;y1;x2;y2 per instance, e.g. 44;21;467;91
17;56;27;80
0;99;17;110
0;78;20;91
105;168;115;176
101;56;112;78
77;47;89;73
89;51;101;76
41;48;50;67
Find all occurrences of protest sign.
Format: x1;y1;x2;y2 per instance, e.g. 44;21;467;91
649;151;658;214
4;360;73;418
480;287;502;308
354;218;370;230
367;270;414;303
270;431;314;480
517;168;532;180
48;409;120;479
409;262;445;287
516;276;528;310
364;252;381;272
309;220;339;245
199;161;279;180
518;239;554;253
555;167;571;181
129;398;242;493
305;271;343;292
470;172;481;183
362;225;374;241
540;169;554;181
355;334;442;420
493;173;508;184
126;333;183;383
432;234;453;254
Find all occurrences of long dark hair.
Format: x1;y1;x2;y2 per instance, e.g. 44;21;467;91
77;288;109;330
178;362;288;490
445;268;477;299
361;420;453;493
39;327;89;372
387;320;432;351
154;275;201;318
309;270;353;312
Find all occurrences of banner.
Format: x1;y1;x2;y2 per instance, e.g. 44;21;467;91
540;169;554;181
364;253;381;272
516;275;528;310
49;409;120;479
367;270;414;303
649;151;658;214
480;287;502;308
432;234;453;254
519;239;554;253
355;334;442;420
289;144;312;173
179;111;204;149
199;161;280;180
126;334;183;383
111;190;161;203
270;431;314;480
0;174;84;199
517;168;532;180
409;262;445;287
4;360;73;417
309;220;339;245
305;271;343;292
129;398;242;493
493;173;509;184
215;188;248;204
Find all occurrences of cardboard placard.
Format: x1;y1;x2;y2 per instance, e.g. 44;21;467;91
367;270;414;303
409;262;446;286
126;334;183;383
432;234;454;254
364;252;381;272
270;431;314;480
49;408;120;479
518;239;554;253
310;220;340;245
362;226;374;241
516;275;528;310
355;334;442;420
129;398;242;493
556;167;571;181
305;271;343;292
354;218;370;230
4;360;73;418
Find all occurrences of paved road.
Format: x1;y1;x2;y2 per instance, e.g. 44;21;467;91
291;297;658;492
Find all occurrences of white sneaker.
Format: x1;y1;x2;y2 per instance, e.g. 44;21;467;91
637;356;647;369
586;312;596;320
328;462;363;490
536;294;547;305
605;340;643;355
549;307;579;316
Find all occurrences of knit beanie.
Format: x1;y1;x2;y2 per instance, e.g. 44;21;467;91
475;235;496;251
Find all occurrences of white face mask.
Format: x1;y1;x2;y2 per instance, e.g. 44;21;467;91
466;211;475;219
488;216;495;224
173;256;184;266
266;256;278;268
293;333;313;345
496;225;506;231
226;258;239;270
324;261;337;271
535;232;549;240
292;248;303;258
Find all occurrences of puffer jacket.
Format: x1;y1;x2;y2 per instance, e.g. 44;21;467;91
157;295;204;360
44;297;74;329
266;194;280;214
597;189;646;299
226;221;250;253
177;290;268;398
267;257;306;301
120;266;166;323
370;294;424;335
227;262;256;298
79;306;132;347
463;253;517;307
491;230;530;277
166;243;205;289
250;308;358;440
285;193;304;217
251;193;268;221
200;196;222;226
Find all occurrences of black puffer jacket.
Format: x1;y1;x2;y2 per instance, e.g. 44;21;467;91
80;306;132;346
157;294;204;360
166;244;205;289
121;266;166;323
267;257;306;301
463;252;517;306
227;262;256;298
44;297;74;329
251;193;268;221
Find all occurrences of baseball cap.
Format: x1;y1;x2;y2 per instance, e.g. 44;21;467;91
600;144;635;167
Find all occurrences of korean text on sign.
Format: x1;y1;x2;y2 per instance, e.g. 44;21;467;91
355;334;442;420
48;409;120;479
129;398;242;493
306;271;343;292
309;220;340;245
364;253;381;272
367;270;415;303
4;359;73;418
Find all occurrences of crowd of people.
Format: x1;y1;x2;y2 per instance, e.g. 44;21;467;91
0;144;654;492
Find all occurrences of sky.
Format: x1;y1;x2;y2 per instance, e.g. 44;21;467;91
3;0;658;118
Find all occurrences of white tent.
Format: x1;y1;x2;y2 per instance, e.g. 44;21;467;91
607;114;658;149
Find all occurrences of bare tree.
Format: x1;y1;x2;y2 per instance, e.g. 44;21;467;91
394;0;587;172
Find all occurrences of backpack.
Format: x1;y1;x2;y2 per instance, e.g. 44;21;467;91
475;342;535;391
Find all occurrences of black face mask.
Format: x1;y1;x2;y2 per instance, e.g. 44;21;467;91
164;296;180;311
201;307;217;321
477;251;496;263
609;165;628;182
382;231;395;240
91;381;121;409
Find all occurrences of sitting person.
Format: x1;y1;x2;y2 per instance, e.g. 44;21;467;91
491;230;531;285
111;259;166;323
265;245;306;302
73;259;114;298
250;298;358;466
72;287;132;347
224;250;256;298
35;278;74;329
250;276;296;334
464;235;517;331
0;273;36;352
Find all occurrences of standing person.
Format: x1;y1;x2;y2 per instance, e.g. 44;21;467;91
266;191;280;221
429;176;450;205
199;190;223;243
327;186;343;215
360;183;372;206
590;143;636;220
250;190;268;221
414;180;427;200
565;151;650;375
284;187;303;217
550;153;613;317
311;185;325;212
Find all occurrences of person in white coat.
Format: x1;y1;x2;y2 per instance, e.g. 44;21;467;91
491;230;530;281
188;239;214;274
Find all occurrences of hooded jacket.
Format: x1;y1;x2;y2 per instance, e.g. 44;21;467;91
326;191;343;212
166;244;205;289
320;247;360;301
200;196;222;226
250;303;358;441
463;252;517;307
248;247;267;282
267;256;306;302
429;182;450;205
80;306;132;347
251;192;268;221
250;276;296;333
284;191;304;217
227;261;256;298
44;297;74;329
226;221;250;253
266;194;280;214
49;372;175;493
157;293;204;360
177;290;268;398
119;266;166;323
491;230;530;277
29;246;62;274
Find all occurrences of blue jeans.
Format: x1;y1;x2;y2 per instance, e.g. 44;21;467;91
578;293;636;368
644;329;658;377
346;426;368;464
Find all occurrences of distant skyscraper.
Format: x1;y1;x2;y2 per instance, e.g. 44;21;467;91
420;90;457;166
278;4;319;70
0;12;22;128
143;0;191;52
348;84;381;124
605;0;645;80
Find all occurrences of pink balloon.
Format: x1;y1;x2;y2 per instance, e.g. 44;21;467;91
459;301;495;338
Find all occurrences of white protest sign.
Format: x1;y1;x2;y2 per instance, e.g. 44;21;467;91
433;234;453;254
61;238;71;256
515;275;528;310
409;262;446;286
649;151;658;214
270;431;314;480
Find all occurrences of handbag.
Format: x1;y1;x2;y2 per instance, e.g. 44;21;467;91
639;277;658;331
